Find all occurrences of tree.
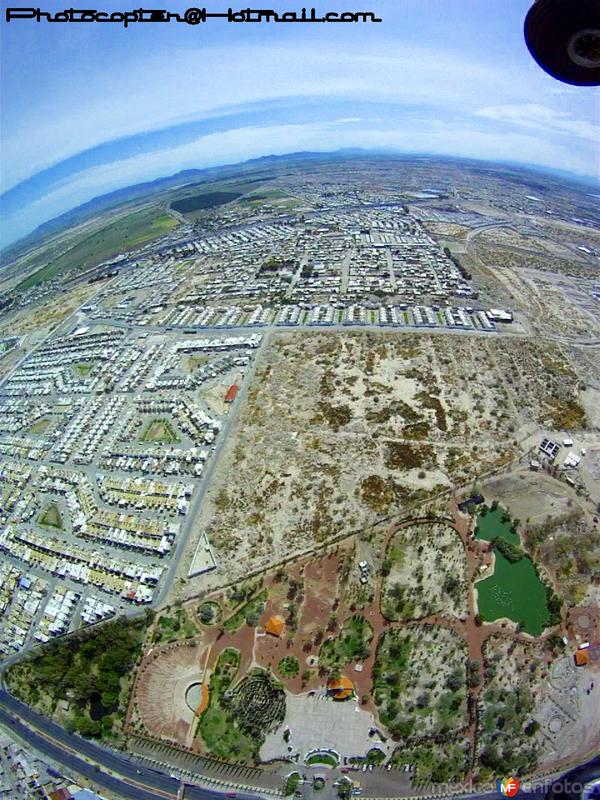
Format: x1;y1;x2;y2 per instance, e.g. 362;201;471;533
245;609;261;627
446;668;463;692
524;720;540;737
357;642;371;660
284;773;301;796
338;780;352;800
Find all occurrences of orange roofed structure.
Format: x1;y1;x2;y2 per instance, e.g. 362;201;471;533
224;384;239;403
49;790;73;800
574;649;590;667
327;675;354;701
265;615;285;637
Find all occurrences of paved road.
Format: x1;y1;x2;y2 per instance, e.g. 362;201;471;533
2;683;600;800
154;335;266;607
0;690;263;800
89;319;506;340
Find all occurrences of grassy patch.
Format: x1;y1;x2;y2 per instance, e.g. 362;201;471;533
152;609;197;643
319;614;373;670
16;208;179;292
222;589;267;634
38;503;63;529
198;655;284;761
73;362;95;378
317;401;353;431
366;748;386;765
384;441;435;470
305;752;339;767
139;419;179;444
278;655;300;678
198;648;257;760
357;475;405;514
186;354;212;373
284;772;301;795
548;399;587;429
28;418;50;434
198;601;221;626
416;391;448;432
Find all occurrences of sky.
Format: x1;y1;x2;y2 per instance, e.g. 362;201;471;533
1;0;599;248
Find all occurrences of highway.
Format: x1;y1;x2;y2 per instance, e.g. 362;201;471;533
2;685;600;800
0;690;262;800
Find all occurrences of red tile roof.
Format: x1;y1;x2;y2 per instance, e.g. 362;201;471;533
224;385;239;402
265;616;285;637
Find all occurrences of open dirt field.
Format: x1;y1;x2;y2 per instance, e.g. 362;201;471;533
178;331;589;593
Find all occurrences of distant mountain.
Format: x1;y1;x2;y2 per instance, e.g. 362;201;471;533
1;151;360;262
4;149;598;265
0;169;207;263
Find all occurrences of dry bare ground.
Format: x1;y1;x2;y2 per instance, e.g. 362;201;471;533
180;331;588;594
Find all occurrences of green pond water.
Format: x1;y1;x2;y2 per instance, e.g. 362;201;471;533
476;550;549;636
474;506;520;545
474;506;549;636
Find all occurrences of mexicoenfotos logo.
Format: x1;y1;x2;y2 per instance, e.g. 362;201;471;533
497;777;521;798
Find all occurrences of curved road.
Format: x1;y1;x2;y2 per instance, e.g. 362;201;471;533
0;690;261;800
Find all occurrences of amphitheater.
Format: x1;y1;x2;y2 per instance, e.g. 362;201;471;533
134;642;207;745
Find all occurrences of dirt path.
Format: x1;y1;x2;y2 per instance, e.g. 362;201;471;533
133;500;562;773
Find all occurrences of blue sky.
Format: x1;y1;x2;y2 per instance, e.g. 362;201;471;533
1;0;599;248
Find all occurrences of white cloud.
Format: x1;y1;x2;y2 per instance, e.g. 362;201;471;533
1;40;549;192
5;115;595;246
476;103;599;142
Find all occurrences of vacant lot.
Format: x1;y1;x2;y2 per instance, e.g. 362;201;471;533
180;331;586;592
39;503;63;529
140;419;179;444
